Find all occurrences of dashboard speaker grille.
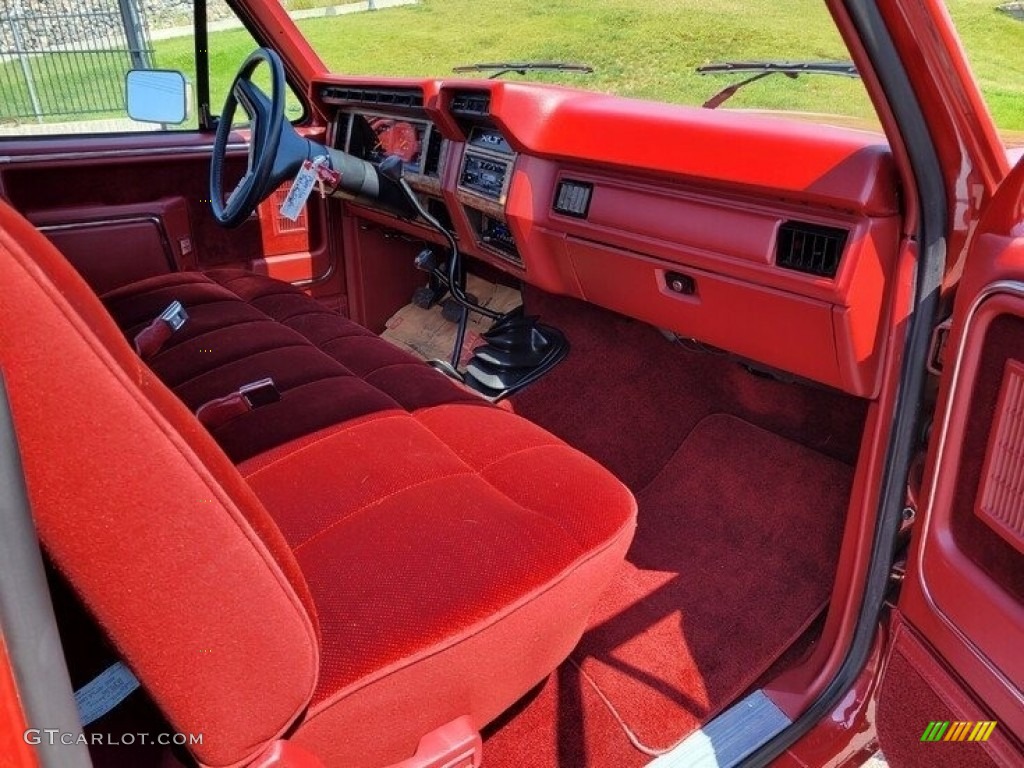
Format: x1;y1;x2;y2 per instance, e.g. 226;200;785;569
775;221;848;278
976;359;1024;555
553;180;593;218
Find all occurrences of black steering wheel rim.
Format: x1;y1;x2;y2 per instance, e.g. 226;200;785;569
210;47;287;228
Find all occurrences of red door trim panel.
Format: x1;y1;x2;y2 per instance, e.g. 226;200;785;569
911;281;1024;739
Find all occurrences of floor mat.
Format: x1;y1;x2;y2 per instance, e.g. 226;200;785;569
379;274;521;365
571;413;851;752
510;288;867;490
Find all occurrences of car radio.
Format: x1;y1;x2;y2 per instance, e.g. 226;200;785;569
458;126;515;203
459;154;510;201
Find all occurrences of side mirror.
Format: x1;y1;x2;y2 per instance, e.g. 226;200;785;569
125;70;189;125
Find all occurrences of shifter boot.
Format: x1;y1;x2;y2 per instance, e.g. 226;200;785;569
463;308;568;399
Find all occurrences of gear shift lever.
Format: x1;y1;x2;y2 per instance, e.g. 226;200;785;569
378;155;506;369
377;156;568;399
377;156;501;323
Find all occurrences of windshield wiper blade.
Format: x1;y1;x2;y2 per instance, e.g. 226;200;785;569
697;60;858;109
452;61;594;80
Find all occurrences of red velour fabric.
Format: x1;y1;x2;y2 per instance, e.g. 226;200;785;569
0;199;319;768
2;197;639;768
101;270;485;462
238;405;637;766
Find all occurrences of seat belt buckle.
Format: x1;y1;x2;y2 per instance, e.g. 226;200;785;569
159;300;189;332
134;300;188;359
240;378;282;408
196;378;280;430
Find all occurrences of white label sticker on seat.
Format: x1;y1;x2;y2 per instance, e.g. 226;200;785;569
75;661;140;727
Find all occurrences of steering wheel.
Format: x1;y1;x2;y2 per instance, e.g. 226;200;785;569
210;47;417;227
211;48;294;228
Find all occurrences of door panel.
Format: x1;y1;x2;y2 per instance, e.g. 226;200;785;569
877;158;1024;763
0;138;262;273
0;128;341;299
27;197;196;294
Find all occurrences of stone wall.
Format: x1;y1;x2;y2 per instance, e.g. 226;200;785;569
0;0;233;53
998;2;1024;21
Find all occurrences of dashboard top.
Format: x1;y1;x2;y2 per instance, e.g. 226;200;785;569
311;75;898;217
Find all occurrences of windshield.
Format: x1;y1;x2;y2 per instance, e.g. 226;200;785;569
280;0;879;126
275;0;1024;138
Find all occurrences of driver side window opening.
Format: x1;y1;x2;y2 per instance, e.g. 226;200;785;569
0;0;303;138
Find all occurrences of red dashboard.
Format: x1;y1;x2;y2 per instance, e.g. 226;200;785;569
312;76;903;399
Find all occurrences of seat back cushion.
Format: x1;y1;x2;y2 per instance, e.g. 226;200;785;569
0;198;319;768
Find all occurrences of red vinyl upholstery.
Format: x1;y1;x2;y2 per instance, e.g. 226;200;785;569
0;198;637;767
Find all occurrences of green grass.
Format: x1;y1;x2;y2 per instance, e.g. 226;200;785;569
283;0;357;10
288;0;1024;131
3;0;1023;133
0;50;134;123
947;0;1024;131
295;0;879;121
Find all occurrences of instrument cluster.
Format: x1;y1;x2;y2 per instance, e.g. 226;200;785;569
339;112;443;178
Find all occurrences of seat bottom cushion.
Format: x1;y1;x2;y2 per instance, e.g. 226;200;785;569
102;269;485;462
103;268;638;765
238;404;637;767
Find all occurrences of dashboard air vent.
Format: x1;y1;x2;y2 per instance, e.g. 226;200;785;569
450;91;491;117
423;131;443;177
775;221;848;278
553;180;593;218
320;86;424;109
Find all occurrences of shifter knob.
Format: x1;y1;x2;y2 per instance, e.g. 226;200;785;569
414;248;439;272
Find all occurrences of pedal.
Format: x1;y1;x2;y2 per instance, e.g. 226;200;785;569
409;286;438;309
412;284;446;310
441;297;464;323
441;294;478;323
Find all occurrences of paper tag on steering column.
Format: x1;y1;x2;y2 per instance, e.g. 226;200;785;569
279;158;322;221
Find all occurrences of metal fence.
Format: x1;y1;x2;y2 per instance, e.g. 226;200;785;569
0;0;154;124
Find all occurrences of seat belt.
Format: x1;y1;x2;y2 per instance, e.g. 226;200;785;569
134;301;188;359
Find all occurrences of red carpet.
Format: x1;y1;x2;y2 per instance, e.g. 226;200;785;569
572;414;851;751
483;669;649;768
480;292;863;766
511;289;866;491
483;414;852;766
